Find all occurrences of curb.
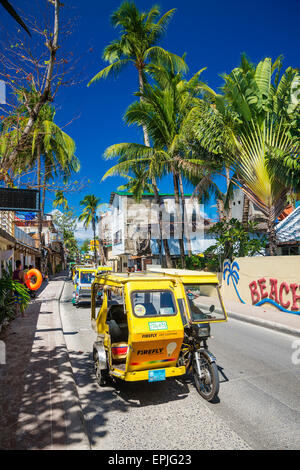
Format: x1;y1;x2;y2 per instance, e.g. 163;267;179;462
16;277;91;450
55;282;91;450
227;310;300;337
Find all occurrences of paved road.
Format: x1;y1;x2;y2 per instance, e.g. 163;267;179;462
60;281;300;450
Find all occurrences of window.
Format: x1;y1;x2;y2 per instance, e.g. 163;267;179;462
184;284;227;322
131;290;176;317
113;230;123;245
80;271;95;284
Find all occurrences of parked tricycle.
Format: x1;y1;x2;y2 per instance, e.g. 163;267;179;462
91;269;227;401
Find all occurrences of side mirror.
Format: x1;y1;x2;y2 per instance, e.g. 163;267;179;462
209;305;215;313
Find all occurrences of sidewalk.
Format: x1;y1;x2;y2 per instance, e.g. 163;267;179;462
224;298;300;336
201;296;300;337
0;273;90;450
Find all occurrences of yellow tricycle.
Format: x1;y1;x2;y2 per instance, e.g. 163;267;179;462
91;269;227;401
73;266;112;307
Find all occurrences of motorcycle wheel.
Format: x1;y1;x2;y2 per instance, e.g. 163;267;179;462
193;351;219;402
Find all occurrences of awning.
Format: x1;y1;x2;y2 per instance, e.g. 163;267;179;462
0;249;13;261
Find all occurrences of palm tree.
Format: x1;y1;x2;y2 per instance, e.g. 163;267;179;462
53;190;69;211
88;2;186;109
104;64;216;267
192;56;300;255
78;195;103;265
88;2;187;267
116;164;154;202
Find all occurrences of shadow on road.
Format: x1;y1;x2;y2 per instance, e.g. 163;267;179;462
66;350;192;446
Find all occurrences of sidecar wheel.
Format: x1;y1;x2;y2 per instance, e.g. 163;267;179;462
94;353;108;387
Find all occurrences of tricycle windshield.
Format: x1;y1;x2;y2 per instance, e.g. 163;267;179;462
80;271;95;284
184;284;226;322
131;290;176;318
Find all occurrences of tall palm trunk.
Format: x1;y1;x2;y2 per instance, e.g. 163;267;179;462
178;172;192;258
138;66;172;268
41;171;47;216
242;194;250;227
92;217;97;265
267;207;277;256
152;177;173;268
37;143;43;271
225;167;232;220
173;171;185;268
216;198;226;221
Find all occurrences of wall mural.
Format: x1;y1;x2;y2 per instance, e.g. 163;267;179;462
223;260;300;315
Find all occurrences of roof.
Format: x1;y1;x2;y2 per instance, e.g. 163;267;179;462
95;269;219;285
146;267;219;283
276;206;300;242
94;271;177;285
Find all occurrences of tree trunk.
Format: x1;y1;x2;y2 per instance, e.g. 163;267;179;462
225;166;232;220
267;207;277;256
138;67;172;268
178;172;192;257
92;218;97;265
173;172;185;268
152;177;173;268
37;144;43;254
41;171;47;216
216;198;226;222
3;0;61;172
242;194;250;227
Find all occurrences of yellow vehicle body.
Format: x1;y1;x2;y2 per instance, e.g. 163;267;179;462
147;268;228;325
91;270;227;384
73;266;113;304
92;273;186;381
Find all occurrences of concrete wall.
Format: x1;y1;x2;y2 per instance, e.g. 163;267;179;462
221;256;300;313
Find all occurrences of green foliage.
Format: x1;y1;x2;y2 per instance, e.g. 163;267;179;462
204;218;266;272
87;2;186;87
52;209;79;259
0;267;30;323
176;254;206;271
178;219;266;273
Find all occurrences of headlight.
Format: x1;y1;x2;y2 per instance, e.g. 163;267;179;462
196;323;210;337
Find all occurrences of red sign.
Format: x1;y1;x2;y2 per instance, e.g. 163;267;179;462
249;278;300;311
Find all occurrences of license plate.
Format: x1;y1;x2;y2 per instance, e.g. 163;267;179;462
148;369;165;382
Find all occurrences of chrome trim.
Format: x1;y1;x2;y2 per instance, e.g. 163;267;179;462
93;341;107;370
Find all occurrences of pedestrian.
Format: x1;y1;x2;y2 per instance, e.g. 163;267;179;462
12;260;26;318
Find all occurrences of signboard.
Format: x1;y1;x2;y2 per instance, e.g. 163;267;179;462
0;188;40;212
223;259;300;315
90;240;99;247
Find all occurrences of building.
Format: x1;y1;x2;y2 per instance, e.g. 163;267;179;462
275;205;300;255
15;214;65;274
99;191;216;272
0;210;40;278
231;188;265;225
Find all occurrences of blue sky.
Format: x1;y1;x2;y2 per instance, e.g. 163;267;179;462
1;0;300;233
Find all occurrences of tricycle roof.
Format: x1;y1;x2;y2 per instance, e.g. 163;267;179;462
146;267;219;284
94;271;177;286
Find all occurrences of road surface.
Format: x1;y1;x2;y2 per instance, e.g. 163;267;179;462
60;280;300;450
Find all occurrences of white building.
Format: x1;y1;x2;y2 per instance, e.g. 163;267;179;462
99;191;216;272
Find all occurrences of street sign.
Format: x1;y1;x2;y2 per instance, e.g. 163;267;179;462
0;188;40;212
